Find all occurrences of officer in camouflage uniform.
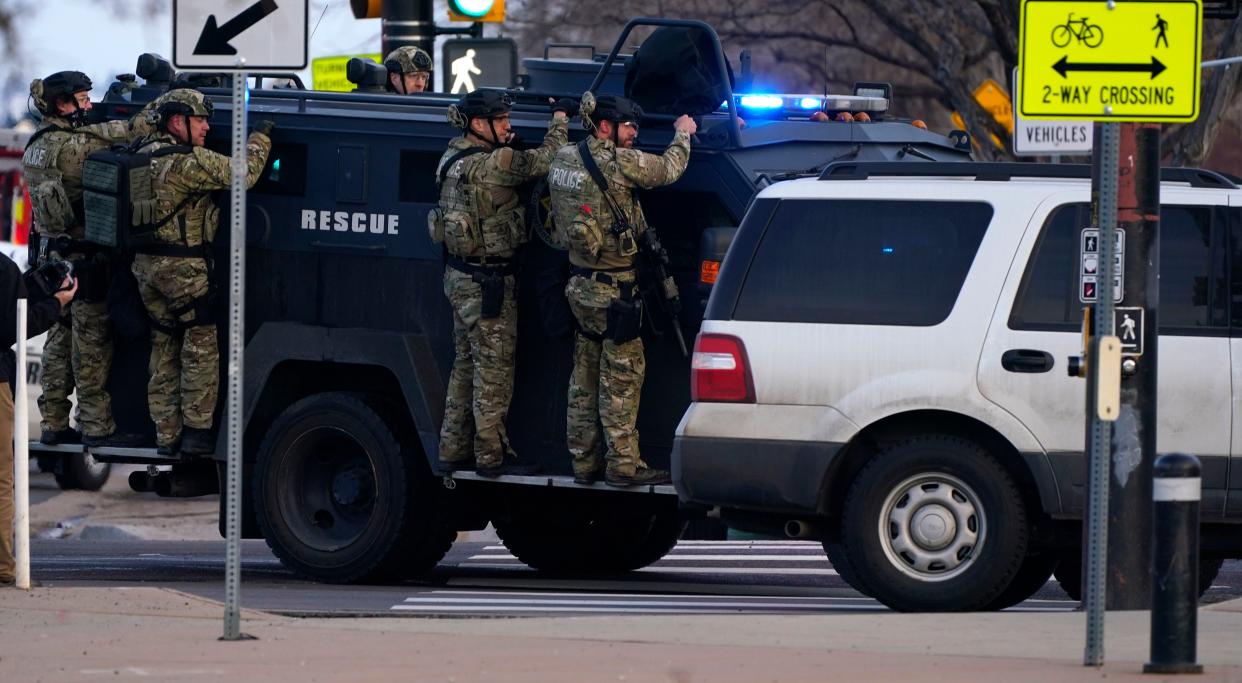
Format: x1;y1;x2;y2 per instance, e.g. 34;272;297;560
131;89;272;455
385;46;434;94
23;71;153;447
434;90;571;476
547;93;696;487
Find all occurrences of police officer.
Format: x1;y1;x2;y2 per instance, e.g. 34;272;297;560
434;90;571;476
385;46;433;94
24;71;151;447
130;89;272;455
547;93;695;487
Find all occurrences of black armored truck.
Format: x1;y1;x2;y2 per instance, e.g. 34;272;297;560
29;19;972;584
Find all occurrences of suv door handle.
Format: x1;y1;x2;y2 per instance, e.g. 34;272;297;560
1001;349;1054;374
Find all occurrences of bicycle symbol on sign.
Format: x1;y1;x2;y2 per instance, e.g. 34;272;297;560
1051;13;1104;48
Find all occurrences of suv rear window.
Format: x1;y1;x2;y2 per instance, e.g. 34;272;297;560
732;199;992;326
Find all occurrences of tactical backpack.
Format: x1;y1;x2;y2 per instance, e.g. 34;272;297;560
82;139;192;252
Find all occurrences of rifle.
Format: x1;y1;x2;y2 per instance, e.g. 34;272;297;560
636;228;689;357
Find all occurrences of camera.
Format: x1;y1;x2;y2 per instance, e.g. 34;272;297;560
31;260;74;297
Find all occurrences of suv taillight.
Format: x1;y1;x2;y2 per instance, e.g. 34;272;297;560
691;333;754;403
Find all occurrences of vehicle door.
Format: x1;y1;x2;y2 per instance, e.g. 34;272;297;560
1229;193;1242;518
978;191;1232;516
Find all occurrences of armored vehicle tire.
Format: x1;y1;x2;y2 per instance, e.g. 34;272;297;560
54;453;111;491
1055;552;1224;602
841;436;1029;612
823;541;873;597
252;392;453;584
495;501;685;573
982;551;1059;611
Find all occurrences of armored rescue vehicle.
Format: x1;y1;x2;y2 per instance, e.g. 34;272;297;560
29;19;972;583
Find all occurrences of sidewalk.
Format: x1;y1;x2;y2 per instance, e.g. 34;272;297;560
3;587;1241;682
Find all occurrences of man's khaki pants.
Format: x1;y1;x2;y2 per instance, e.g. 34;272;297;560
1;384;15;581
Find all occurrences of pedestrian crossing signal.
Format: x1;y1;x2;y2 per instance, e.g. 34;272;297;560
448;0;505;22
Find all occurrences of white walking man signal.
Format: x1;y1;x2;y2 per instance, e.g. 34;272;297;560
451;49;481;94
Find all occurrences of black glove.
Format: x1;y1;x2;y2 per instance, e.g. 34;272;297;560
253;120;275;136
552;98;578;116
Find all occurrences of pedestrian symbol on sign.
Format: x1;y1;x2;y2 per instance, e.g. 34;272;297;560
451;49;482;93
1113;307;1144;356
1120;313;1137;340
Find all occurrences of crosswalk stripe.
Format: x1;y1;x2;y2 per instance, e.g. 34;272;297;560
391;604;889;613
423;589;866;601
466;554;828;562
401;597;857;609
459;563;839;576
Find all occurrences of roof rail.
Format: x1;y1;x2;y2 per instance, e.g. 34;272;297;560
817;162;1239;189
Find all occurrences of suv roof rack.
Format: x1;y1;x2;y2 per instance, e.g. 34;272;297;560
817;162;1239;189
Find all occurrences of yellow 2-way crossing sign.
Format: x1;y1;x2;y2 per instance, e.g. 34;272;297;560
1018;0;1202;122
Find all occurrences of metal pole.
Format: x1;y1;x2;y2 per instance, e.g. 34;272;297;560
382;0;435;57
13;298;29;590
222;67;249;641
1107;122;1159;611
1146;453;1203;675
1201;55;1242;67
1083;121;1120;667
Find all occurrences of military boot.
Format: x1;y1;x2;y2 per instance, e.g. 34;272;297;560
605;467;671;488
180;427;215;455
40;428;80;446
476;459;542;478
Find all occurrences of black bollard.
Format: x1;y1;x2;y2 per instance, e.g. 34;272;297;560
1144;453;1203;675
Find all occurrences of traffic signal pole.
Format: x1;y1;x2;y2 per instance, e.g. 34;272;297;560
382;0;436;57
1082;120;1160;665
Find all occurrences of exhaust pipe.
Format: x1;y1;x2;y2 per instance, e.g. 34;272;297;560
784;519;821;539
128;470;158;493
129;463;220;498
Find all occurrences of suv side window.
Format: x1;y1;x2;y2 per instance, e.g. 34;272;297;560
733;199;992;326
1010;203;1228;333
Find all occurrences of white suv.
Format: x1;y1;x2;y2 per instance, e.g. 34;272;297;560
673;162;1242;611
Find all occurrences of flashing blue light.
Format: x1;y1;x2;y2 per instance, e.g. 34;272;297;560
798;97;822;109
739;95;783;109
882;247;895;254
273;159;281;171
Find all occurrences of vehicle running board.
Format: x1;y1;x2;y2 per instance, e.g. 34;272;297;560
27;441;185;465
443;470;676;495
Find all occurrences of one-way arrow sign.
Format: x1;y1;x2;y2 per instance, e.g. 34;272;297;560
1053;55;1168;79
174;0;308;70
194;0;279;56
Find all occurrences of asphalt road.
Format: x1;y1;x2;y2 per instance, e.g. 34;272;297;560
28;538;1242;617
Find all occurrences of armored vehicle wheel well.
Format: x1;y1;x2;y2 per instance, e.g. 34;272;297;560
246;360;421;465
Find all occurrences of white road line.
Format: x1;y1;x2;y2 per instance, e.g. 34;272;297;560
419;590;859;602
466;554;829;562
401;597;858;609
459;563;839;575
481;543;821;551
391;604;889;613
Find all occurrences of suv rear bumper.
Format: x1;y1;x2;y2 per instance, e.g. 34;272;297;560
672;435;844;514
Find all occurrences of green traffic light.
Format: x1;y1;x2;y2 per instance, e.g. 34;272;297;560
450;0;494;18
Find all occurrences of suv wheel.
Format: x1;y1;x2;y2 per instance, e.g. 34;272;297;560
841;436;1029;611
253;392;454;583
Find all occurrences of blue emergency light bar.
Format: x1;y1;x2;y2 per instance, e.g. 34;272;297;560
729;92;890;120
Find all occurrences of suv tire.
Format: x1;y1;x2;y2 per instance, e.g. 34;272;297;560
841;435;1029;611
252;392;454;583
982;551;1058;610
823;541;873;596
53;452;111;491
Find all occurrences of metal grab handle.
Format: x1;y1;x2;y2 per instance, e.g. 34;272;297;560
544;43;597;60
1001;349;1055;373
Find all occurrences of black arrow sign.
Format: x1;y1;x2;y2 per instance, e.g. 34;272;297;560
1053;55;1167;79
194;0;280;56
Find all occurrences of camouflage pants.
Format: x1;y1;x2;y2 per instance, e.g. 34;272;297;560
1;385;14;580
565;274;646;478
36;250;116;437
438;267;517;469
132;255;218;448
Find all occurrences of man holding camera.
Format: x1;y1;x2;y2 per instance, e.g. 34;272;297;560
547;93;695;487
1;253;76;586
23;71;152;448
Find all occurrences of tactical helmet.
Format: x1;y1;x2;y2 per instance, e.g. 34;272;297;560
31;71;93;115
457;89;512;121
384;46;433;75
592;94;644;124
156;88;214;123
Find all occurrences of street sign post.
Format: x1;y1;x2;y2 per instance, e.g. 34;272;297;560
1018;0;1202;122
173;0;309;70
442;38;518;94
172;0;310;643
